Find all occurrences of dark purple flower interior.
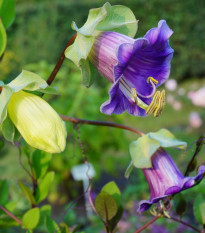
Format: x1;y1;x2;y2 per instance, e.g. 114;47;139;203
101;20;174;116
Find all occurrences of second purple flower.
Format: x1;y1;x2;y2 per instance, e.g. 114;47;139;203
89;20;174;117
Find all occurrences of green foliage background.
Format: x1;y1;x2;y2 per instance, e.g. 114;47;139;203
4;0;205;81
0;0;205;232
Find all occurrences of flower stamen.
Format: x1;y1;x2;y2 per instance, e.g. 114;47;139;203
119;76;165;116
146;90;166;117
131;88;138;103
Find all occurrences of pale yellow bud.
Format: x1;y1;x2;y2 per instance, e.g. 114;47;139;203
7;90;67;153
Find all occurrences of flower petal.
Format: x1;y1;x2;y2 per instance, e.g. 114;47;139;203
144;20;173;46
138;165;205;212
8;91;67;153
100;79;148;116
114;20;174;98
100;80;125;115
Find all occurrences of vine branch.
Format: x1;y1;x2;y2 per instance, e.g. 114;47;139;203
47;33;77;86
61;115;144;137
184;136;205;176
134;215;161;233
0;205;22;225
168;216;200;233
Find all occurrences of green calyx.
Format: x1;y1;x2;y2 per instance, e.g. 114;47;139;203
65;2;138;87
0;70;58;142
125;129;187;178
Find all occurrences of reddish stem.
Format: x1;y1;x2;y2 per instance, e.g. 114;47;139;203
47;33;77;86
61;115;144;137
168;216;200;232
0;205;22;225
134;215;161;233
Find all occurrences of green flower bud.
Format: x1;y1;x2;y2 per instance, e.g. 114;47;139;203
7;90;66;153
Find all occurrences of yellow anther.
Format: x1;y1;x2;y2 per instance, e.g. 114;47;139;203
146;91;161;115
146;90;166;117
154;90;165;117
131;88;138;104
131;88;137;98
147;76;158;85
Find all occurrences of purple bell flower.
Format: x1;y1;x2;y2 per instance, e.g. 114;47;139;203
89;20;174;117
138;148;205;212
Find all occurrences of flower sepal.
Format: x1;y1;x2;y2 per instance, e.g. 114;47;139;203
126;129;187;177
0;70;66;154
0;70;58;124
65;2;138;87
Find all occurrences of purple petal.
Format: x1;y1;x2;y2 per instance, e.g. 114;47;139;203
165;186;182;195
182;165;205;189
114;39;148;80
100;80;125;115
145;20;173;46
139;165;205;212
114;20;174;97
100;80;148;116
138;195;168;212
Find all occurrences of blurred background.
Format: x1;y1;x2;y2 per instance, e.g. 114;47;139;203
0;0;205;232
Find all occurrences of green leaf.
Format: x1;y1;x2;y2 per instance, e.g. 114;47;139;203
129;129;187;169
0;18;6;57
32;150;52;180
5;201;16;212
60;222;71;233
96;5;138;37
130;135;160;168
148;129;187;149
101;181;121;207
95;191;118;221
7;70;48;92
22;208;40;230
194;195;205;225
0;217;19;227
46;216;61;233
38;205;51;227
19;182;36;206
0;140;4;151
108;206;123;232
35;171;55;203
175;193;187;216
0;0;15;29
0;180;9;205
1;115;15;142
